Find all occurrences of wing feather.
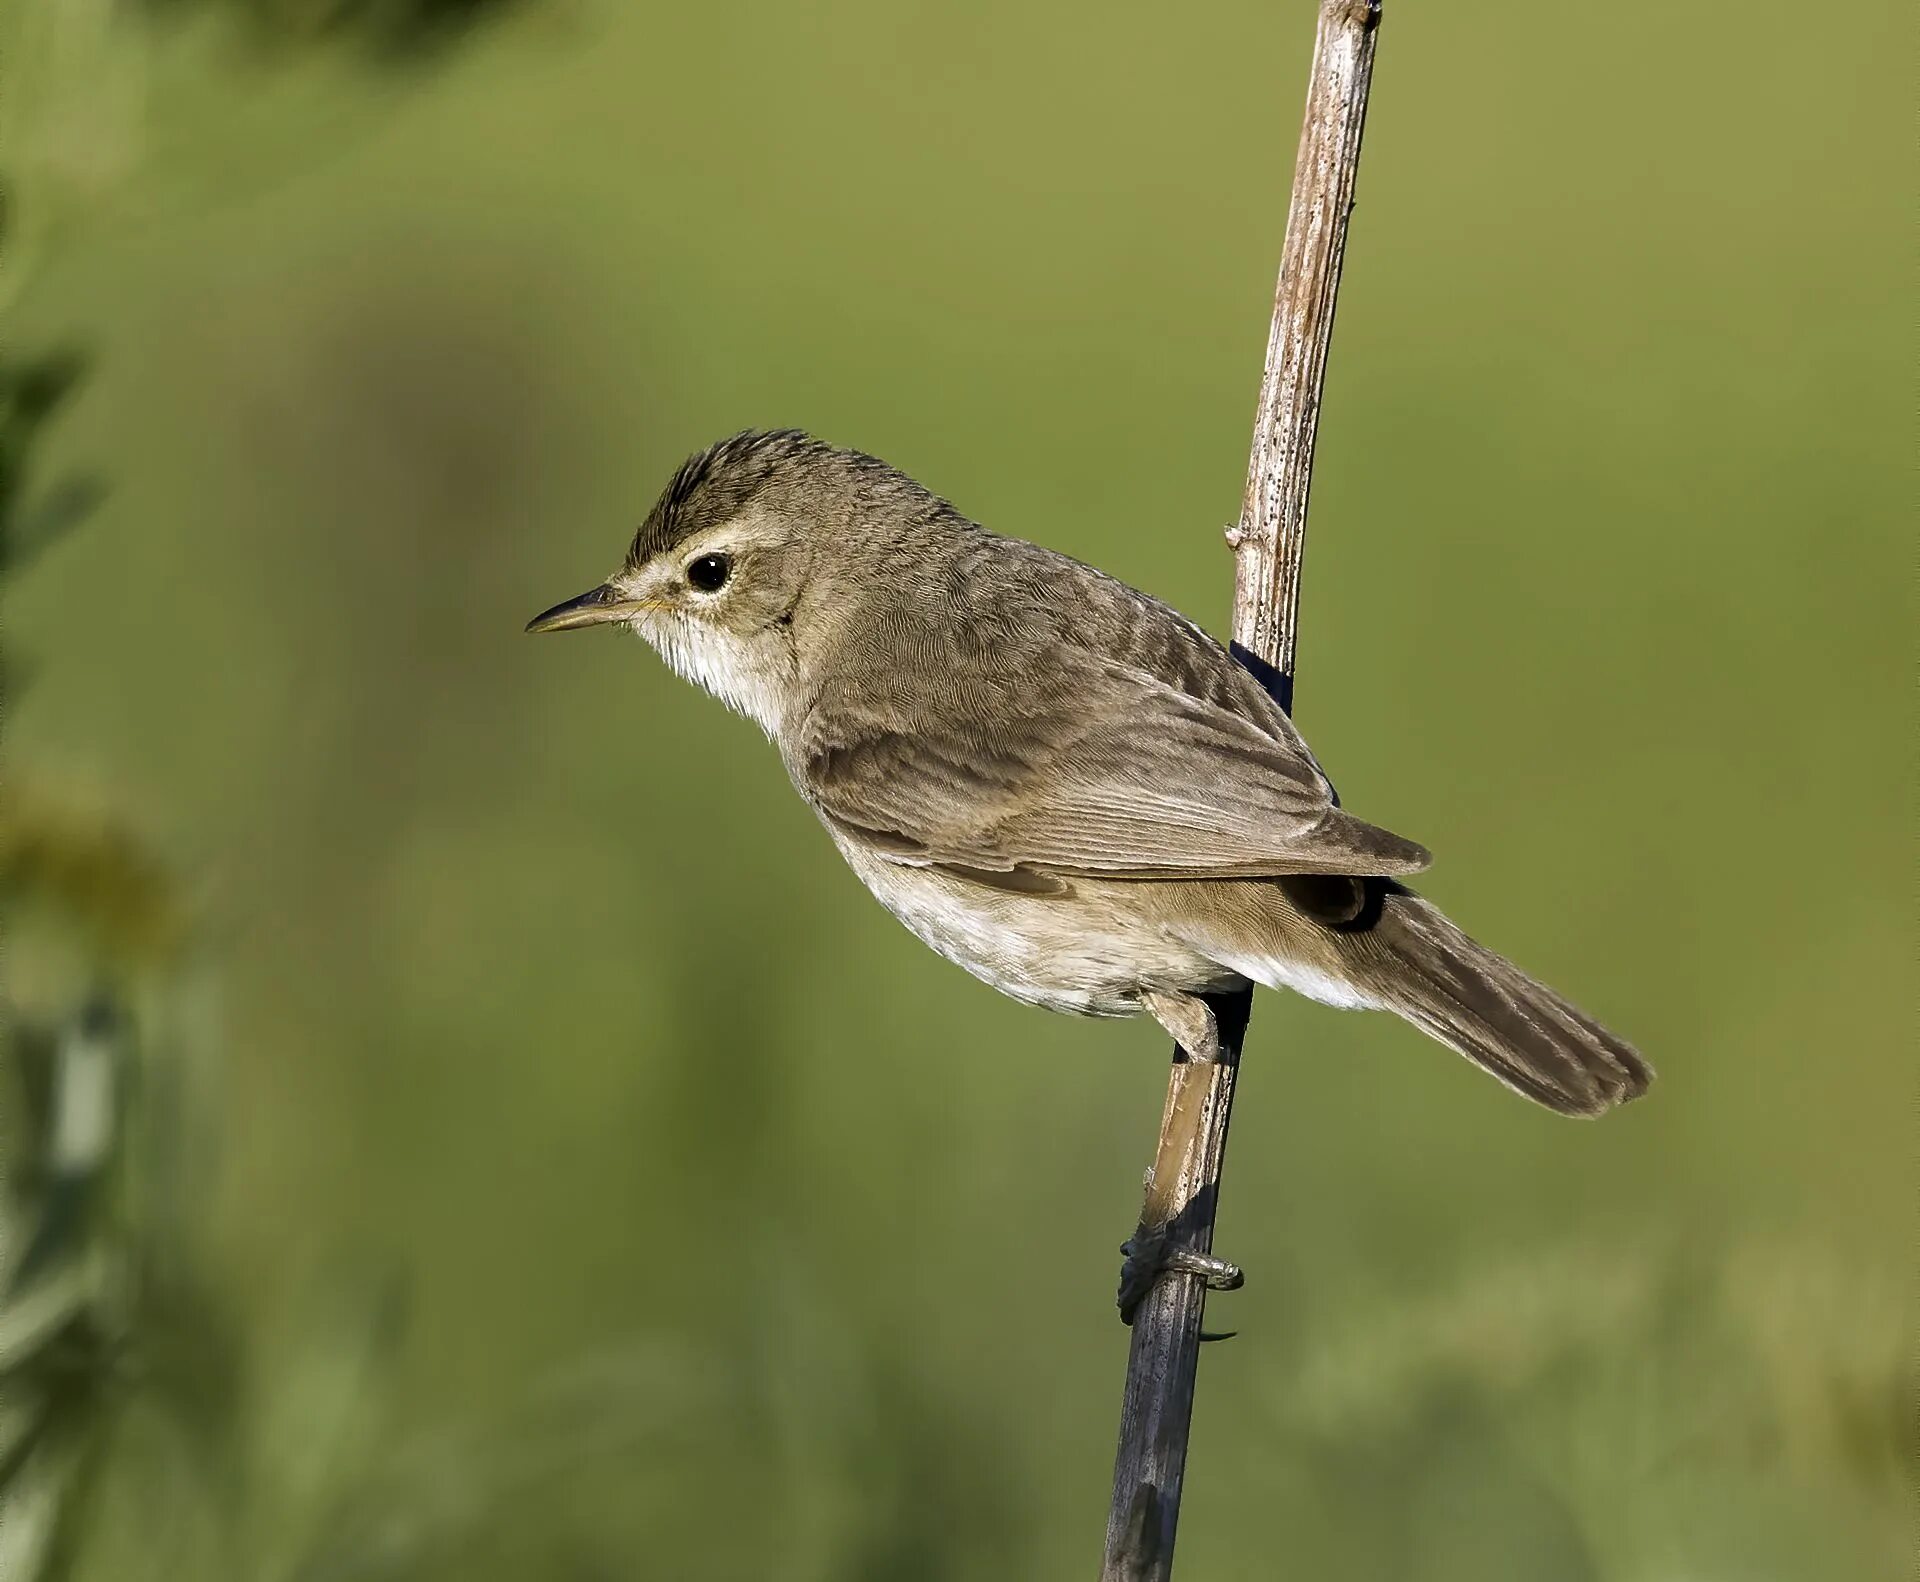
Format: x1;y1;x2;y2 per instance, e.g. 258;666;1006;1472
795;546;1429;882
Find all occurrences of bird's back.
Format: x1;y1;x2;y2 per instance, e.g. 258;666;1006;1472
815;521;1328;791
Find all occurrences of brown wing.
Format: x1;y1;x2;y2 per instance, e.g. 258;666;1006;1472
794;541;1429;882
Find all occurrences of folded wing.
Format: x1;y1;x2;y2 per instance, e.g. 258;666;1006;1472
798;647;1429;882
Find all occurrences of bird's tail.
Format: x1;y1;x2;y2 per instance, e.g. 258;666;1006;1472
1220;878;1653;1117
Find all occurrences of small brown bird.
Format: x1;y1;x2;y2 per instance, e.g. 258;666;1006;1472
529;430;1651;1118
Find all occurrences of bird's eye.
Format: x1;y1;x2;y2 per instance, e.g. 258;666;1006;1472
686;552;731;592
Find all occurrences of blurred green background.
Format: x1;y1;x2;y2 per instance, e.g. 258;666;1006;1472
1;0;1909;1577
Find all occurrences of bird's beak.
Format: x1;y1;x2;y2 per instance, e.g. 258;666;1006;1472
525;584;649;634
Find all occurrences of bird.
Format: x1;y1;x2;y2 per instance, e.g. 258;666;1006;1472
527;428;1652;1258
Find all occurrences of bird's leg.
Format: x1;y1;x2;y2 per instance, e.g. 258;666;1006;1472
1141;989;1221;1064
1118;992;1245;1327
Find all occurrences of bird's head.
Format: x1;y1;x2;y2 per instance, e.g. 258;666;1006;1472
527;429;944;735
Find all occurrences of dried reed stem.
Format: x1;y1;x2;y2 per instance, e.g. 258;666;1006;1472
1101;6;1383;1576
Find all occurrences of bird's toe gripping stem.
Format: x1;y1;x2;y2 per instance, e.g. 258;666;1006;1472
1116;1221;1243;1333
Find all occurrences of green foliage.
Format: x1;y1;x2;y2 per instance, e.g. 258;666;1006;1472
0;3;543;1578
137;0;540;60
0;349;106;702
0;350;104;579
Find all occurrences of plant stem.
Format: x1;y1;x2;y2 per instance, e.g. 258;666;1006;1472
1100;6;1384;1576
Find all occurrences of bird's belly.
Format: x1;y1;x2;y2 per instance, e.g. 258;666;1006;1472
832;839;1232;1017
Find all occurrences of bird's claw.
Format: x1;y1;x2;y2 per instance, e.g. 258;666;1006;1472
1117;1222;1244;1328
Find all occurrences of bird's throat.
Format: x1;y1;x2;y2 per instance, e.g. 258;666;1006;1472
637;614;789;738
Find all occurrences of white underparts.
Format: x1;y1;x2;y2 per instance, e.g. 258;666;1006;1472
1202;948;1380;1011
635;614;785;738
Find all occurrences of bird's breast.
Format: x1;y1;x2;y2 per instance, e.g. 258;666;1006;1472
823;827;1234;1017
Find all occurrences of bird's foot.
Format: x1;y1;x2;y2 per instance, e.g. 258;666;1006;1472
1116;1221;1243;1331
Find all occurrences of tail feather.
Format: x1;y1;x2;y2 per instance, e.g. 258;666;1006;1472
1215;877;1653;1117
1348;884;1652;1117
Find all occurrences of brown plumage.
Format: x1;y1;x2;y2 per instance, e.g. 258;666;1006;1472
529;430;1652;1118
